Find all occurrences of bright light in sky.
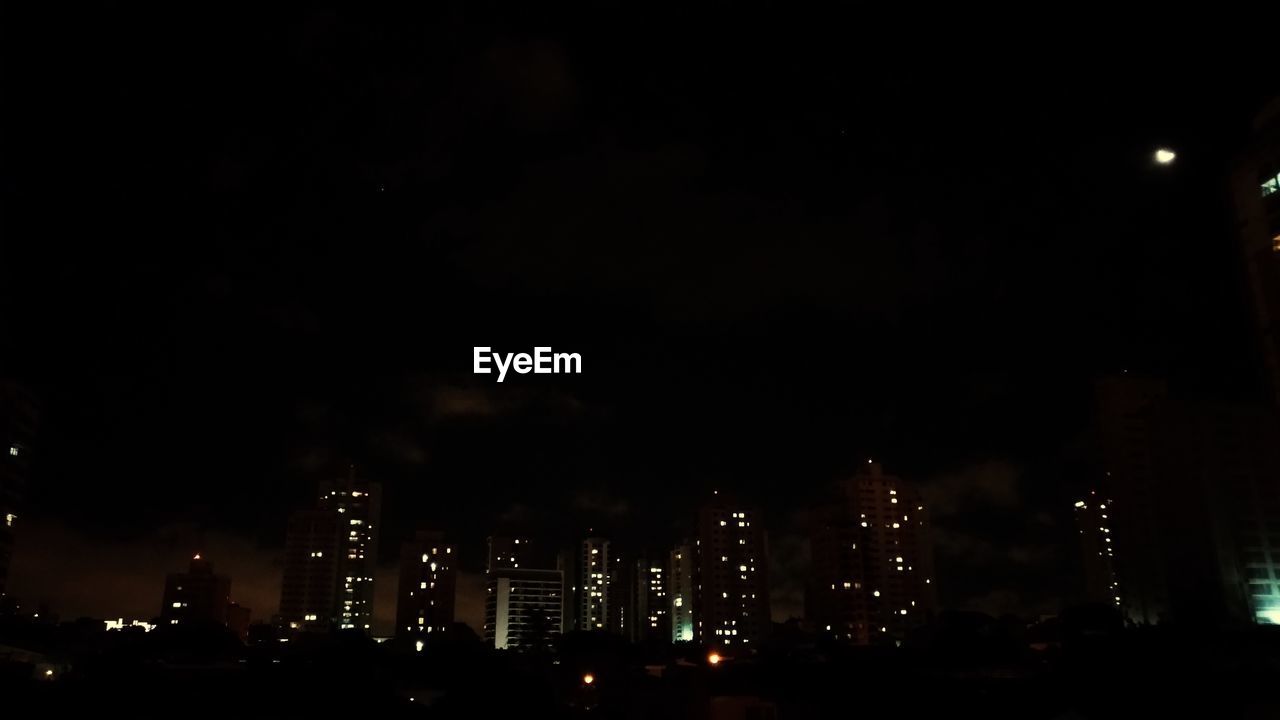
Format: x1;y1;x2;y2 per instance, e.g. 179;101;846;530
1155;148;1176;164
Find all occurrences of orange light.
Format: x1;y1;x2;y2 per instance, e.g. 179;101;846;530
707;652;721;666
582;673;595;685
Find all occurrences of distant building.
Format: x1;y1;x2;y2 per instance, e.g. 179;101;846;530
573;534;630;635
669;543;695;642
278;468;382;632
695;493;771;649
806;462;937;645
279;509;342;630
1095;376;1280;626
557;546;578;633
396;531;457;639
227;602;252;642
161;555;231;626
1074;490;1120;608
608;550;632;639
0;381;39;599
578;536;612;631
1231;97;1280;407
632;553;670;644
484;535;562;650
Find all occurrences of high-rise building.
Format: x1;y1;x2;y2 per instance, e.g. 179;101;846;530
632;553;670;644
227;602;252;642
1074;490;1120;608
484;535;562;650
579;536;609;630
669;543;695;643
161;555;231;626
0;381;39;599
1095;376;1280;626
396;531;457;639
695;493;771;649
578;536;616;632
557;546;579;633
279;509;341;630
806;462;937;645
1231;97;1280;407
278;468;381;632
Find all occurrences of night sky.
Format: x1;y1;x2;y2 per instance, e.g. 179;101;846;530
3;8;1279;633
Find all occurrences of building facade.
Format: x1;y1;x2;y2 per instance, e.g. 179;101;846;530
669;543;695;643
632;554;670;644
578;536;613;631
484;535;563;650
695;493;771;649
278;469;382;632
807;462;937;645
396;531;457;638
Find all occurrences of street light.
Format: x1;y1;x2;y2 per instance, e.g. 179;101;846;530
1154;148;1176;165
582;673;595;685
707;652;722;666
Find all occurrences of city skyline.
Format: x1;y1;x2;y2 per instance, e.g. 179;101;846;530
4;6;1280;646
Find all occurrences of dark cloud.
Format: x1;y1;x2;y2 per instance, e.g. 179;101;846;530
923;461;1068;616
923;461;1021;516
425;383;585;421
571;490;630;520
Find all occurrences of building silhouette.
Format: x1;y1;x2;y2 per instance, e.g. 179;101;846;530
1074;489;1120;608
396;531;457;639
227;602;252;642
0;381;39;599
1095;376;1280;626
806;462;937;645
278;467;382;632
695;492;771;649
161;555;231;626
1231;97;1280;407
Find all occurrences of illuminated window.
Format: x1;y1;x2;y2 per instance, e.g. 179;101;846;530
8;446;17;457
